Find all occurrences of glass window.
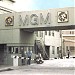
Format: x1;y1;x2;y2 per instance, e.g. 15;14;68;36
29;47;32;51
45;31;47;35
49;31;51;36
72;31;74;34
8;46;12;53
8;46;14;54
15;47;18;53
52;46;55;54
70;31;71;34
70;31;74;34
41;31;43;37
70;46;75;50
57;47;59;54
52;31;54;36
35;31;38;37
40;31;41;37
20;47;24;56
66;46;68;51
56;30;59;32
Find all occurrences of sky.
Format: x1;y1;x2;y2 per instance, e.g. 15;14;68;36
0;0;74;11
13;0;74;11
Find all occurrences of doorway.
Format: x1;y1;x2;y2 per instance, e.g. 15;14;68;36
0;44;6;65
45;46;50;59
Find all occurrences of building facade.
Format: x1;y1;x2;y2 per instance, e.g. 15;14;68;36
0;12;35;66
34;30;61;59
0;5;75;66
62;30;75;57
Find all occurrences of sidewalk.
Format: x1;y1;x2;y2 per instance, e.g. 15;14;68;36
0;58;75;72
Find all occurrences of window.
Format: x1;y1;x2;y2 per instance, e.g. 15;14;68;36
70;31;74;34
49;31;51;36
57;47;59;54
15;47;18;53
70;46;75;50
27;46;34;53
35;31;38;37
55;30;59;32
70;31;71;34
8;46;14;54
66;46;68;51
29;47;32;51
52;46;55;54
41;31;43;37
72;31;74;34
45;31;47;35
39;32;41;37
40;31;43;37
52;31;54;36
8;46;12;53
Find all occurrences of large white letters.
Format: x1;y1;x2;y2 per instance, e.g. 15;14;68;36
19;12;51;26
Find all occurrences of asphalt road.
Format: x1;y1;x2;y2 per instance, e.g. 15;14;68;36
0;64;74;75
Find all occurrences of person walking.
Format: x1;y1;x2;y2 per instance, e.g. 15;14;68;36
67;50;70;58
27;50;32;65
58;50;62;59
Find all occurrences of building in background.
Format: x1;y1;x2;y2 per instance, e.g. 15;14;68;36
0;13;35;66
0;1;62;65
62;30;75;57
34;30;61;59
0;1;74;66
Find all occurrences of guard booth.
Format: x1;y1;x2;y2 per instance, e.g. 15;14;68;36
0;7;75;66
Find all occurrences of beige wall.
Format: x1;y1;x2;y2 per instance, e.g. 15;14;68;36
62;30;75;56
64;41;75;46
63;36;75;40
62;30;75;35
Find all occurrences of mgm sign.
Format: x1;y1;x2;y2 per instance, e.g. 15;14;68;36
57;11;68;23
18;11;68;26
4;7;75;30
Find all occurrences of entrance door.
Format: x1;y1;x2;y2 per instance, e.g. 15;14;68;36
0;44;6;65
45;46;50;59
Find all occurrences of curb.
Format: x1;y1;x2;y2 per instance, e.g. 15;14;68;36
0;68;14;72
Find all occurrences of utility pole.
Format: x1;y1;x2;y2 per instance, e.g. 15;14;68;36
60;30;63;59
